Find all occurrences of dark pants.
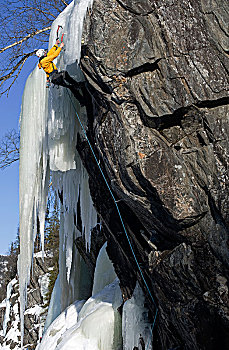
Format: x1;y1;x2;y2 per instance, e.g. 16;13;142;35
50;70;85;106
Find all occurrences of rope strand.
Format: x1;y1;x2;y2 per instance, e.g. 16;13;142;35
66;88;158;346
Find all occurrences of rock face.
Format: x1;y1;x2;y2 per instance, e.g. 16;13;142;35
78;0;229;349
0;255;10;303
0;253;53;349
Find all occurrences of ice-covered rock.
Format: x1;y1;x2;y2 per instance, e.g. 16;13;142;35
0;253;54;350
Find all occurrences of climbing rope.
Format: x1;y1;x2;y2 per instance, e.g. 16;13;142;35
66;88;158;347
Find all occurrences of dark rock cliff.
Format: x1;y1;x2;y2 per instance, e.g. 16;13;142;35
77;0;229;349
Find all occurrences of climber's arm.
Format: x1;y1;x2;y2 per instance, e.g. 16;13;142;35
42;47;62;65
47;45;60;57
45;42;64;62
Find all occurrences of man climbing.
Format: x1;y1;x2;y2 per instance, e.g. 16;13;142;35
36;40;85;106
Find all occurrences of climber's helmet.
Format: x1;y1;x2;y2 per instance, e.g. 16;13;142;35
36;49;47;58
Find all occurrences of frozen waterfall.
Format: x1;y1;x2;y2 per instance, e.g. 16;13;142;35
19;0;96;344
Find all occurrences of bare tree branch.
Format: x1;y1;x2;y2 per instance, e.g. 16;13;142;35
0;27;51;54
0;129;20;169
60;0;68;6
1;52;36;96
0;51;36;84
22;7;57;20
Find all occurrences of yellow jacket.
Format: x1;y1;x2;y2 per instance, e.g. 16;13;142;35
38;45;62;78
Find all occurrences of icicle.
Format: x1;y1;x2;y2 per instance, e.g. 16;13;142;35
19;66;48;345
43;275;62;332
80;167;98;251
52;168;97;304
92;243;117;296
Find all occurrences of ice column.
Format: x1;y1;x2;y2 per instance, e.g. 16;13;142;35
19;66;48;342
122;282;153;350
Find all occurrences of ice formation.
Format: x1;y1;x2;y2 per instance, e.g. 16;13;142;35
43;275;61;332
92;243;117;296
39;300;85;349
37;244;122;350
2;278;17;336
18;61;49;343
122;283;153;350
18;0;96;344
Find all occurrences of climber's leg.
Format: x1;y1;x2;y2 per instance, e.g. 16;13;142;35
62;71;77;85
50;71;85;106
50;71;68;87
62;71;85;90
68;85;85;107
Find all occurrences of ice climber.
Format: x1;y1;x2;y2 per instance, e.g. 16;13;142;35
36;39;85;106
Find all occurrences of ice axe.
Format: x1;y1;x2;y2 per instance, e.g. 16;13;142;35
56;25;64;43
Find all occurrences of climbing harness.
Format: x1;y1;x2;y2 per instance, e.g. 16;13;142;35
66;88;159;348
56;25;64;43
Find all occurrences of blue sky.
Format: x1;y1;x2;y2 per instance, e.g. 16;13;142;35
0;57;37;254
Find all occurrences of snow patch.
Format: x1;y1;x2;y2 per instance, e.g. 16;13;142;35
24;304;43;316
38;273;51;301
3;278;17;336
